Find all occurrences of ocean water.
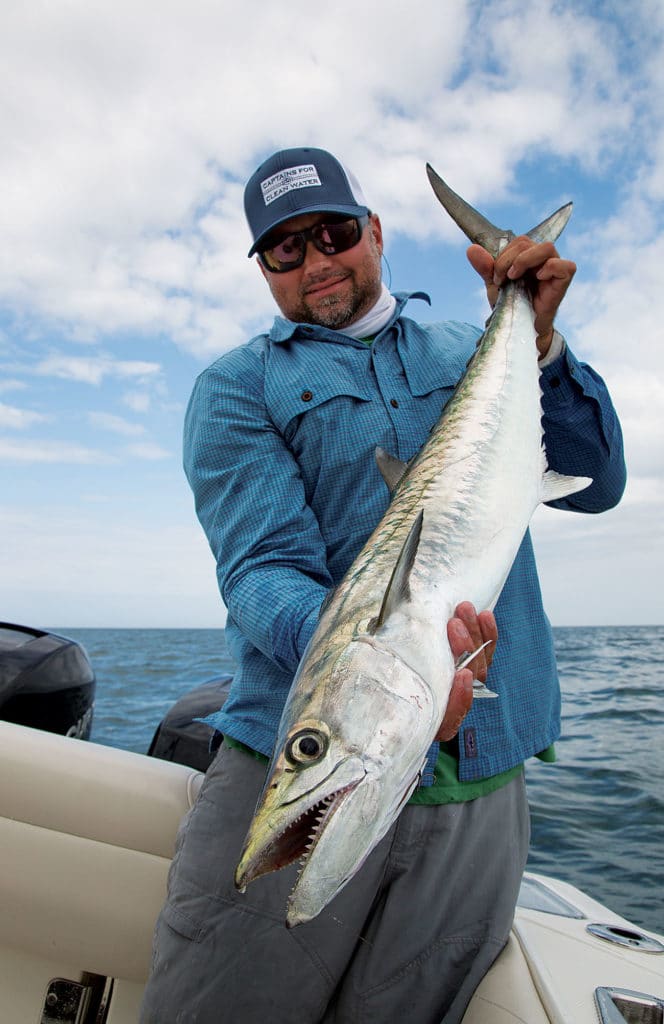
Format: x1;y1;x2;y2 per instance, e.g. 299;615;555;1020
61;624;664;935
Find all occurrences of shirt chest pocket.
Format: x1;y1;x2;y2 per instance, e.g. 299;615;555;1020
265;374;375;457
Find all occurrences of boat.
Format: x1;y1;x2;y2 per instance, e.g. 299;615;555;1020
1;629;663;1022
0;622;95;740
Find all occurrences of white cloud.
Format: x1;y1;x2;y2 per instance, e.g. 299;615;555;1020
125;441;171;460
88;412;145;436
0;438;116;464
0;402;48;430
0;379;27;394
35;355;162;386
0;0;656;358
558;187;664;488
123;391;152;413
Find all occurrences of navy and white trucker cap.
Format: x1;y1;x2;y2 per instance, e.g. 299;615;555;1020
244;147;369;256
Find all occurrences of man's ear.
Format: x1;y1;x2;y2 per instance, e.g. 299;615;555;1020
369;213;384;256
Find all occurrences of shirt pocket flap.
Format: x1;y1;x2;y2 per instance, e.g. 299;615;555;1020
266;374;372;434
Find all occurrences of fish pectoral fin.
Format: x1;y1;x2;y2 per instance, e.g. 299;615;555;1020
472;679;499;699
541;470;592;503
372;509;424;631
375;447;408;493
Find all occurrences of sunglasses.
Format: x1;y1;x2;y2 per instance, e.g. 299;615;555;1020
258;215;369;273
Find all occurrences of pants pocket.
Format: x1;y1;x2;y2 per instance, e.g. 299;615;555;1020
160;895;209;943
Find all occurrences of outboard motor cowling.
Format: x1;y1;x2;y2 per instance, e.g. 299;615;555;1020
0;623;95;739
147;675;232;772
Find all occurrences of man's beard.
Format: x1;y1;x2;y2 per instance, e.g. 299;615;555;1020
294;236;383;330
298;277;368;330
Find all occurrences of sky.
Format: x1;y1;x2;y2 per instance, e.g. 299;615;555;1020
1;0;662;629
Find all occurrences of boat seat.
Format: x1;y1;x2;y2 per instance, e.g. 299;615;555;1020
0;722;203;986
0;720;203;857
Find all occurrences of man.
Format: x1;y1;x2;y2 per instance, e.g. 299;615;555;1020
141;147;625;1023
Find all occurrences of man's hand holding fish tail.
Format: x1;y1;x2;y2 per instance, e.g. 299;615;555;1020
467;235;577;356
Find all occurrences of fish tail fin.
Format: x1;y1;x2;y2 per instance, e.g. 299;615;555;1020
526;203;573;245
426;164;572;255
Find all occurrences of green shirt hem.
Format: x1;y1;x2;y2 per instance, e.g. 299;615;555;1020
223;735;554;806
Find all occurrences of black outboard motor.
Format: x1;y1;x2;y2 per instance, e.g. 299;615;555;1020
0;623;96;738
147;675;232;772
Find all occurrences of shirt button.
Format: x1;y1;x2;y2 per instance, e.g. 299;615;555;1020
390;398;399;408
301;390;313;402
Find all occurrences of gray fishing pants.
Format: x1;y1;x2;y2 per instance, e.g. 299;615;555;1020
140;743;530;1024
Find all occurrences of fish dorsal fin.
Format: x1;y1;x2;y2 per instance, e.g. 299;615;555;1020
542;470;592;503
371;509;423;632
375;446;408;493
426;163;573;254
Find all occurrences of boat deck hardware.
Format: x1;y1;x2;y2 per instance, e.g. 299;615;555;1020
41;974;112;1024
41;979;91;1024
588;924;664;954
517;874;586;918
595;986;664;1024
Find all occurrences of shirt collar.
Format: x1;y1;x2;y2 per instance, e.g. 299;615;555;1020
268;290;432;345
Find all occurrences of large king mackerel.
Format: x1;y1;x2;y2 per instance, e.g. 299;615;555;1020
235;166;591;926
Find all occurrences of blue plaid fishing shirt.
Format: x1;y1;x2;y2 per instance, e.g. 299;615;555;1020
184;292;625;782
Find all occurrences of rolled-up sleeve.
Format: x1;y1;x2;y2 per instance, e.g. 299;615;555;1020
183;356;332;674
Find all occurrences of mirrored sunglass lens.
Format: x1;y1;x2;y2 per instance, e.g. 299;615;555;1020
265;233;306;269
313;220;359;253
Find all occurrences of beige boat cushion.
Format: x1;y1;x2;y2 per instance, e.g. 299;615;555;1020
0;722;203;981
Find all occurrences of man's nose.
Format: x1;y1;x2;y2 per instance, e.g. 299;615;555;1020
301;240;335;271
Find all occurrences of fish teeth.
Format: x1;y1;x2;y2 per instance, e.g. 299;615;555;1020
297;795;339;871
288;784;359;901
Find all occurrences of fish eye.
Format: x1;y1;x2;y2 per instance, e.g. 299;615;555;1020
285;729;328;766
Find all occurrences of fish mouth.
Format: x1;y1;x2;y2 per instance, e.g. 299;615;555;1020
290;779;359;870
235;778;360;891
